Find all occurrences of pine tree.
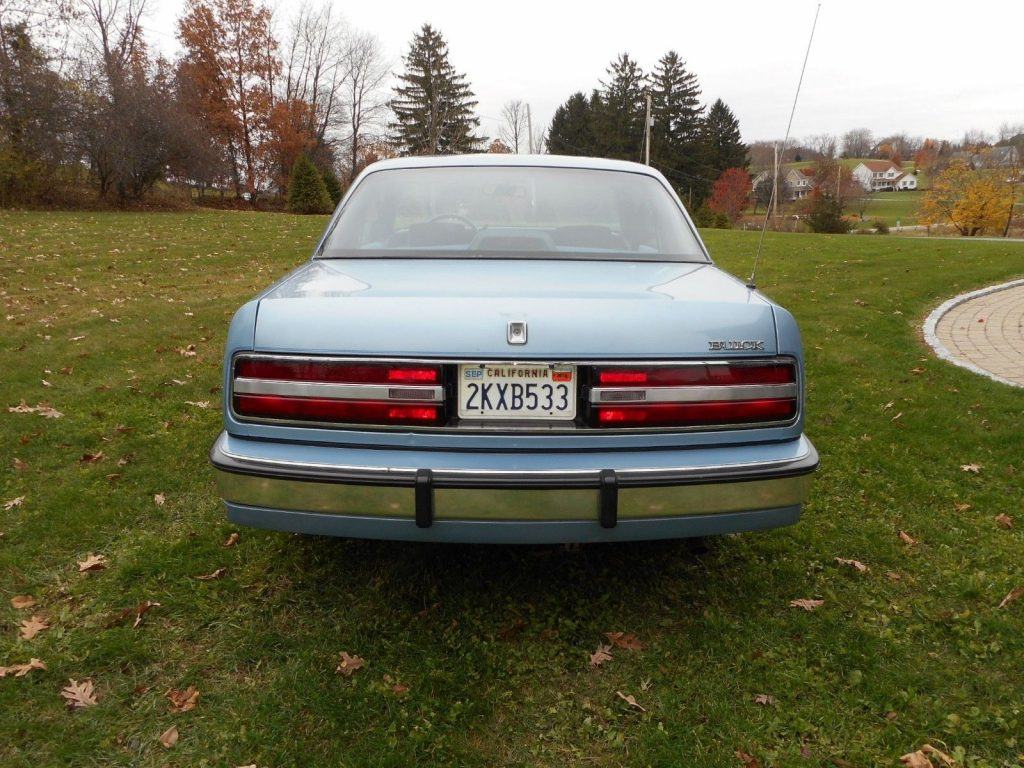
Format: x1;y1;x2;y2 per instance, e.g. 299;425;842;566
389;24;484;155
702;98;747;176
593;54;646;160
546;92;595;156
649;51;704;185
321;166;343;206
288;155;331;214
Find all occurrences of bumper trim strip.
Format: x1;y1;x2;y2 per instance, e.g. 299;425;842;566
599;470;618;528
415;469;434;528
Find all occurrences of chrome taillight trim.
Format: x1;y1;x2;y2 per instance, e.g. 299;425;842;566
589;383;798;404
233;378;444;402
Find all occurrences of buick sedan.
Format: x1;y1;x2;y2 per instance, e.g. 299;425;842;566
211;154;818;543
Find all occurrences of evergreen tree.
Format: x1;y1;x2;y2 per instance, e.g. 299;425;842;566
288;155;331;214
321;166;343;206
702;98;747;176
593;54;646;160
649;51;704;186
389;24;484;155
546;91;595;156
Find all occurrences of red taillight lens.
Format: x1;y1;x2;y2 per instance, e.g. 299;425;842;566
233;357;445;426
596;363;795;387
236;359;440;384
595;399;797;427
591;361;798;428
233;395;440;425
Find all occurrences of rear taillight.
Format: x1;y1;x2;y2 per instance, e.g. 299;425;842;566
590;361;797;428
232;357;445;426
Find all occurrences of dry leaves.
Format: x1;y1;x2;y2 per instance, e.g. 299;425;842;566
7;401;63;418
998;586;1023;609
835;557;869;573
953;502;972;512
753;693;776;706
995;513;1013;529
153;493;165;506
899;530;917;546
196;567;226;581
336;652;365;677
391;683;410;694
78;553;108;572
13;458;27;470
167;686;200;713
901;744;956;767
589;644;613;668
960;463;982;474
131;600;161;628
615;690;646;711
604;631;644;651
79;451;105;464
3;496;25;511
0;658;46;678
185;400;210;409
178;344;197;357
19;615;49;640
735;750;762;768
11;595;36;609
159;725;179;748
222;532;240;548
789;599;824;611
61;679;99;709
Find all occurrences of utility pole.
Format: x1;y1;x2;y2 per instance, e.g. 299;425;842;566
526;103;533;154
644;92;652;165
772;142;779;223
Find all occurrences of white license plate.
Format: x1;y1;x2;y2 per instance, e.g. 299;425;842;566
458;364;577;420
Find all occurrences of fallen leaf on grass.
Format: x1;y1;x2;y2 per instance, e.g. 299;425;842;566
7;401;62;418
0;658;46;677
615;690;646;711
753;693;776;706
789;599;824;611
178;344;197;357
79;451;105;464
998;586;1024;609
222;532;239;548
61;679;99;709
159;725;179;748
77;554;107;572
953;502;972;512
167;686;200;713
589;644;613;668
735;750;762;768
13;458;27;470
960;463;982;474
196;567;226;581
153;493;165;506
886;571;903;582
995;513;1013;529
3;496;25;511
391;683;409;694
899;531;917;546
835;557;869;573
336;652;365;677
604;631;644;651
19;615;49;640
11;595;36;609
901;744;956;767
185;400;210;409
132;600;160;628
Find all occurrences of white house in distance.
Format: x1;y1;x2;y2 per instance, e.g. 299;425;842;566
784;167;816;199
852;160;918;192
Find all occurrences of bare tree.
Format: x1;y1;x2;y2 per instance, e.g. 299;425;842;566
498;99;528;153
339;28;388;181
805;133;837;160
841;127;873;158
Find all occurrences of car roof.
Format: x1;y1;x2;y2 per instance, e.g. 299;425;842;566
365;153;661;176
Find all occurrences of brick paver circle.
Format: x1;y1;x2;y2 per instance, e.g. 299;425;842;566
924;279;1024;388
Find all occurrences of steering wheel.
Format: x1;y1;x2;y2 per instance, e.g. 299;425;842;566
427;213;477;230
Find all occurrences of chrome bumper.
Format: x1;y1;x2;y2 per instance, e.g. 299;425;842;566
210;432;817;543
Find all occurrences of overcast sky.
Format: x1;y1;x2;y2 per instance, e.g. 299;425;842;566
146;0;1023;146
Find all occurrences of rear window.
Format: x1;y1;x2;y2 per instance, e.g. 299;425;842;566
318;166;706;262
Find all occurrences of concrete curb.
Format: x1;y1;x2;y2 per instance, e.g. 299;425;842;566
923;278;1024;389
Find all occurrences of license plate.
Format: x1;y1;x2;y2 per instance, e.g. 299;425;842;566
458;364;576;420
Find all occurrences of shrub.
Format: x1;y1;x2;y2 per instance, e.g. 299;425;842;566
321;166;343;207
288;155;331;214
693;205;732;229
871;219;889;234
805;195;852;234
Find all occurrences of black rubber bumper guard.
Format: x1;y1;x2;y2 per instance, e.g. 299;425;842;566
413;468;619;529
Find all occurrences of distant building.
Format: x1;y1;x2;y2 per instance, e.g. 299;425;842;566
851;160;917;192
784;167;817;199
952;146;1020;171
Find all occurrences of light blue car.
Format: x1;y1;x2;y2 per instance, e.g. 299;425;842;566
211;154;817;543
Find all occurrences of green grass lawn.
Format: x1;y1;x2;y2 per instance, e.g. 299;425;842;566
857;191;925;228
2;212;1024;767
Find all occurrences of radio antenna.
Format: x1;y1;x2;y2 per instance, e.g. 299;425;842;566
747;3;821;290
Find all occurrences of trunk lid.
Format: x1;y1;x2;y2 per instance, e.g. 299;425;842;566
253;259;777;358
